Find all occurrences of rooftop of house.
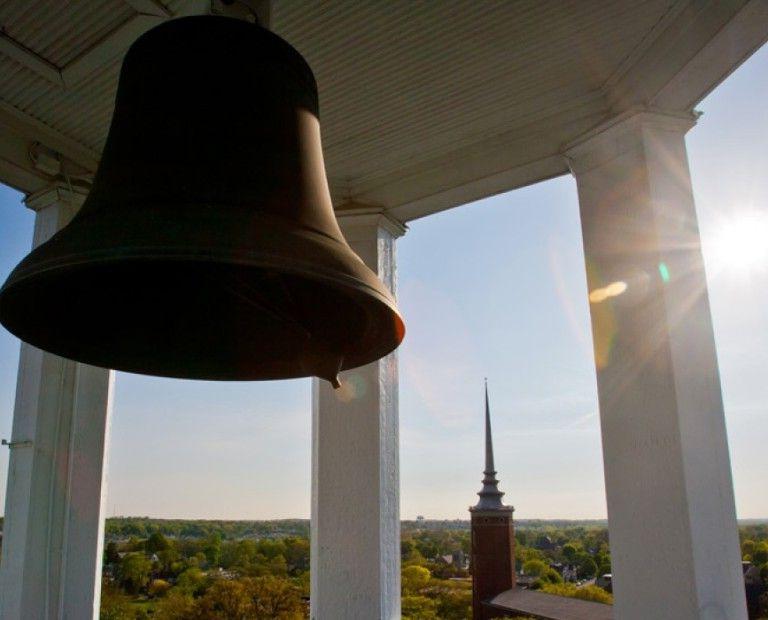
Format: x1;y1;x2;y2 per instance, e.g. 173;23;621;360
486;588;613;620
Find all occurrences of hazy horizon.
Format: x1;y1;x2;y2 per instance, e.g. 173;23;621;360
94;515;768;524
0;46;767;522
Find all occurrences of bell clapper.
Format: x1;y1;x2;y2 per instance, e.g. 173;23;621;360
319;356;343;390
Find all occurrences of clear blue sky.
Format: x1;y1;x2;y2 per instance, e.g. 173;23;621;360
0;45;766;521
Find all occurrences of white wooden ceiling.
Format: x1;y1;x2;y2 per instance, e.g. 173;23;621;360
0;0;766;221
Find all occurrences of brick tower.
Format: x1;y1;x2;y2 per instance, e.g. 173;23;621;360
470;382;515;619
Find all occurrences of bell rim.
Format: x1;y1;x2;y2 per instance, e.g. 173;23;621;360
0;250;404;380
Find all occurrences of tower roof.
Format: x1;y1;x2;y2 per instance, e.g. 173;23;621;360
472;381;512;512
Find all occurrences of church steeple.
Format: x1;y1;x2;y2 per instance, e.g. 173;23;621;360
474;380;507;511
469;380;516;619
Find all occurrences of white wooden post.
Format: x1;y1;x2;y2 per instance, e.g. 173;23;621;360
0;185;115;620
567;111;747;620
311;207;404;620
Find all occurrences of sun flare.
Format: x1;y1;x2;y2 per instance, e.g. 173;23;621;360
709;212;768;274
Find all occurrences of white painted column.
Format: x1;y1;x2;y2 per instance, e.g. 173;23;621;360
311;207;404;620
567;111;747;620
0;185;115;620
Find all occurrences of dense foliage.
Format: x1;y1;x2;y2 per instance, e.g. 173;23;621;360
538;583;613;604
739;523;768;618
95;518;766;618
100;522;475;619
101;530;310;619
105;517;309;541
514;524;611;584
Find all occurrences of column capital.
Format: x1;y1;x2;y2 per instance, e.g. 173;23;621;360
335;202;407;239
563;107;699;176
24;181;89;212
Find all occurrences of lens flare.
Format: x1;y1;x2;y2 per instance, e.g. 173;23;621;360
335;372;368;403
709;211;768;275
658;262;670;283
588;280;628;304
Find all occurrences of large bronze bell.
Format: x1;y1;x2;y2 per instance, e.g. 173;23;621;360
0;16;404;386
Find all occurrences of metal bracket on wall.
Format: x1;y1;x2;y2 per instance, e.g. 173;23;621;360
1;439;33;449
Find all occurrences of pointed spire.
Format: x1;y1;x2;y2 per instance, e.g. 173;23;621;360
473;380;508;511
484;378;495;475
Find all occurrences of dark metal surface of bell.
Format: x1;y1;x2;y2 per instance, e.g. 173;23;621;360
0;16;404;385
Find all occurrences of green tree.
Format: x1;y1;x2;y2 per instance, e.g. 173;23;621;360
175;567;207;596
598;558;612;577
402;539;417;559
146;531;171;554
294;570;310;598
540;582;613;605
105;541;120;565
189;576;304;620
522;559;548;577
154;591;196;620
402;565;431;594
743;539;757;558
225;539;257;570
149;578;172;598
99;583;133;620
517;546;544;565
283;537;310;574
257;539;287;561
562;543;578;562
434;584;472;619
157;547;180;575
190;580;252;619
267;554;289;576
247;576;305;619
118;553;152;594
204;533;222;567
402;595;439;619
577;557;598;579
752;543;768;565
541;568;564;584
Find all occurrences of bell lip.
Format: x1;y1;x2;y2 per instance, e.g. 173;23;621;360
0;251;405;381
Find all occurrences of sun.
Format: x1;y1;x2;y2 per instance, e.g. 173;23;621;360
708;211;768;275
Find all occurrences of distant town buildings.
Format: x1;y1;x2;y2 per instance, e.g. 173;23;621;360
535;535;556;551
